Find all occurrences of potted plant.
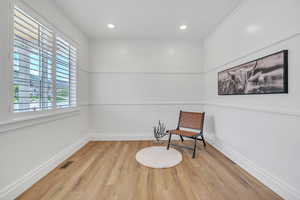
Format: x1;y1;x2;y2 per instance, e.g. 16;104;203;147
153;120;167;143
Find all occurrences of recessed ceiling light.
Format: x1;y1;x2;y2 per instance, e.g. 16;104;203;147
179;25;187;30
107;24;115;29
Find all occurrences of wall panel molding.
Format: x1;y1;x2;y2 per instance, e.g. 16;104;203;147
205;135;300;200
0;136;90;200
90;133;154;141
203;101;300;117
0;107;88;134
2;132;298;200
85;32;300;75
202;2;300;199
204;32;300;73
78;68;90;73
89;102;204;106
87;71;204;75
88;102;300;117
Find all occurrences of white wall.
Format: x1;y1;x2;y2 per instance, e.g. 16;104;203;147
0;0;89;199
2;0;299;199
203;0;300;199
89;40;204;139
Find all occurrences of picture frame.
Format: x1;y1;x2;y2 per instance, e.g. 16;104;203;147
218;50;288;95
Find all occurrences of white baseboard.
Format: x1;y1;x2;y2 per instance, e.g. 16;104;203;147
0;136;90;200
1;134;298;200
205;135;300;200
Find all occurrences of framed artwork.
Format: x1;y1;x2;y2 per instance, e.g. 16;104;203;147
218;50;288;95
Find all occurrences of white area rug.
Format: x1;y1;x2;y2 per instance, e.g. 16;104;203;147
135;146;182;168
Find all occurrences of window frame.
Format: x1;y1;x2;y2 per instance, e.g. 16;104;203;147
10;0;78;117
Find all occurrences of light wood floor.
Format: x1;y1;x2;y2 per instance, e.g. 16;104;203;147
17;141;282;200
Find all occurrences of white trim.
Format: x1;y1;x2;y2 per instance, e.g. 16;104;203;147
10;1;79;114
202;0;300;74
80;103;90;107
205;135;300;200
90;133;154;141
89;101;205;106
203;101;300;117
78;68;90;73
204;32;300;73
85;32;300;75
87;71;204;75
0;134;298;200
0;108;80;133
88;101;300;117
8;0;14;114
0;136;90;200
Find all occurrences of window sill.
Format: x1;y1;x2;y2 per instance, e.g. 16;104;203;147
0;107;80;134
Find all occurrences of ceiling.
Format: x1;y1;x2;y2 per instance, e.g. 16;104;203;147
54;0;241;40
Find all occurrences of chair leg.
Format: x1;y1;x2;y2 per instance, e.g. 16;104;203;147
192;137;197;158
201;135;206;147
167;133;172;150
179;135;184;142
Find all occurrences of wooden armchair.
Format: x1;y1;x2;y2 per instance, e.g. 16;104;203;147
166;111;206;158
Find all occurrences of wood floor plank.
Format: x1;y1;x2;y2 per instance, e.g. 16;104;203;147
17;141;283;200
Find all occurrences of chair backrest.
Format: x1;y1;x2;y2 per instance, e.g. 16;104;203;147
177;111;205;131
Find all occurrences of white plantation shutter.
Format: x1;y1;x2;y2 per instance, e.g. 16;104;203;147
12;6;77;112
56;37;77;108
13;7;54;112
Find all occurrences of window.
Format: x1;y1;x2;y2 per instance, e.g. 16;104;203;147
13;7;77;112
56;37;77;108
